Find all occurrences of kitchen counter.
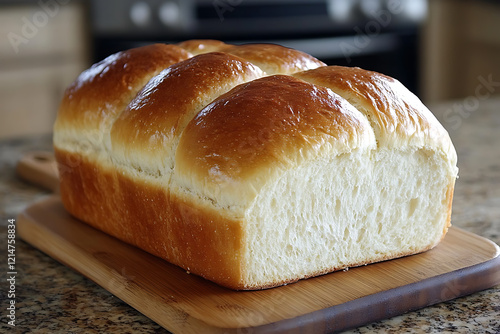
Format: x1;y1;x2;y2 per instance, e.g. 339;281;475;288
1;97;499;333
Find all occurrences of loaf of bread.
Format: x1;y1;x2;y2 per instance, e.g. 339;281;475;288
53;40;458;290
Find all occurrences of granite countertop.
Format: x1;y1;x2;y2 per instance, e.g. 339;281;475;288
1;97;499;333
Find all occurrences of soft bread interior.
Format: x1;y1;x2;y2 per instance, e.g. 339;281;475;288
243;147;453;288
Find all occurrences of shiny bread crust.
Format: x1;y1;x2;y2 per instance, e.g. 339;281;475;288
53;40;458;290
55;149;246;289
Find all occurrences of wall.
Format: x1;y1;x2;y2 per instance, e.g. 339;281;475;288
0;1;89;140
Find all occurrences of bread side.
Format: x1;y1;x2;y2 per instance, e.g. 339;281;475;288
241;148;454;288
173;73;457;289
54;40;458;290
54;149;247;288
109;52;265;184
53;44;191;163
173;75;375;211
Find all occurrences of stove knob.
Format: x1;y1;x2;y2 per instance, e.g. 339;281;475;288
359;0;383;18
159;1;181;27
327;0;355;23
130;2;152;27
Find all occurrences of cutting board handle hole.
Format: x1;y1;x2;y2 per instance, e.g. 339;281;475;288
33;154;53;163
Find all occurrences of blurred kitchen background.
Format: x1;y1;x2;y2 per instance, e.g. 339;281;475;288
1;0;499;140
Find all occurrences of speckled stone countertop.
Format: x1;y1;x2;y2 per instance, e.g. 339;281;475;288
1;97;499;333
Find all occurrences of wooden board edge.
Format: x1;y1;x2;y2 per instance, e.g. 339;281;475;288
245;247;500;333
16;205;224;334
16;151;59;193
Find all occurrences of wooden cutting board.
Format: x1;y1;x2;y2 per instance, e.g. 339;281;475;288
17;196;500;333
15;152;500;333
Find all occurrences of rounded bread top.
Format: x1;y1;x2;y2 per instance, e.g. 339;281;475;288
109;52;265;175
177;39;232;55
223;44;326;75
54;40;456;210
55;44;191;135
294;66;457;165
174;75;375;208
178;39;327;75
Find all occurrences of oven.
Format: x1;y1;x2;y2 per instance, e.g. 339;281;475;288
89;0;427;95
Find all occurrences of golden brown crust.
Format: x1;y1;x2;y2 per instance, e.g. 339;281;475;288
55;148;246;289
224;43;326;75
109;52;264;172
55;44;191;134
176;39;326;74
443;181;455;237
294;66;457;164
174;75;373;206
177;39;232;55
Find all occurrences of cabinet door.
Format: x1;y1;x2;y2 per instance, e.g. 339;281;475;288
0;63;83;139
0;2;88;139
